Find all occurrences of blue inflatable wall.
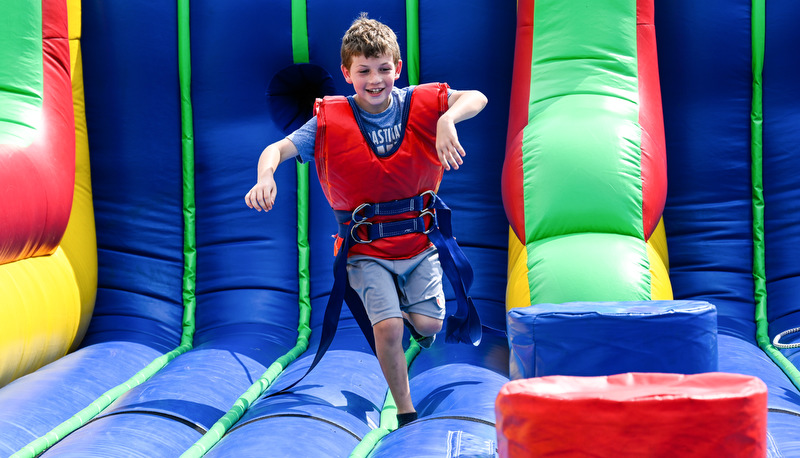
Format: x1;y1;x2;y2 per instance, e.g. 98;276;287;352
658;0;800;453
1;1;514;456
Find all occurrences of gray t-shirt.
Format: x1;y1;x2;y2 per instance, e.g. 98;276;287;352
288;86;451;163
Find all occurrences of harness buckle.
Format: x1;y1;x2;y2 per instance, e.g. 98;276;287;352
351;202;371;223
420;209;436;234
350;219;373;244
420;190;437;210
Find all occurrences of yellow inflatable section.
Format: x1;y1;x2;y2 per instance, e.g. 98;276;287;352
506;220;673;312
62;0;98;352
0;0;96;386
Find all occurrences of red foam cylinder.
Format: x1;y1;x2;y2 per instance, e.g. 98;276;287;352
496;372;767;457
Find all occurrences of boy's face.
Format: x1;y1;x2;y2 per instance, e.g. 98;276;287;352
341;54;402;114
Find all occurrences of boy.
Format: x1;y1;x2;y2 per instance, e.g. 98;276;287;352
245;14;487;428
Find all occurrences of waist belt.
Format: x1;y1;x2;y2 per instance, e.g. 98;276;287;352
273;191;482;394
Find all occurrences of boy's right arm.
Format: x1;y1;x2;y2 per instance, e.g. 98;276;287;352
244;138;299;212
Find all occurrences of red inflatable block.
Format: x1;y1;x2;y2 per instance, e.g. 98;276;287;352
496;372;767;457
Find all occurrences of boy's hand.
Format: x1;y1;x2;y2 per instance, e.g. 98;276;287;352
435;90;487;171
436;114;465;171
245;139;298;212
244;172;277;212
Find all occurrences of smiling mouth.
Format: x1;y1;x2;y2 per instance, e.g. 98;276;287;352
366;88;384;94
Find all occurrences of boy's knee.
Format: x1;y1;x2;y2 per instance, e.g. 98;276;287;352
409;314;442;337
373;317;405;345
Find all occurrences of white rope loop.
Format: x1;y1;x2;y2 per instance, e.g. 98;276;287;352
773;327;800;349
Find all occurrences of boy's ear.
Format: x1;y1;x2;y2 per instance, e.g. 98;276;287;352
341;64;352;84
395;59;402;80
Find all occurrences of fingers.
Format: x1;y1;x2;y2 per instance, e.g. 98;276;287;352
436;120;467;171
244;191;262;211
438;141;466;171
244;185;276;212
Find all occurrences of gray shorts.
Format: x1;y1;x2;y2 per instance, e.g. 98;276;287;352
347;245;446;326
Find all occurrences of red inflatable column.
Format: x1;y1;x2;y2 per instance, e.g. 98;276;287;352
496;372;767;457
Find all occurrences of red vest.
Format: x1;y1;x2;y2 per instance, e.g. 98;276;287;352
315;83;449;259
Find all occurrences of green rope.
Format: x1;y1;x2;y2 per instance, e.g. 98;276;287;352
750;0;800;391
12;1;199;455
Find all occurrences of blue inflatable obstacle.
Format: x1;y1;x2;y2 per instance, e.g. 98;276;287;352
507;301;719;379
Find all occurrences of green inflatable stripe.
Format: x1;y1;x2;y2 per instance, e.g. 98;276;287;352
522;0;647;303
750;0;800;391
291;0;310;64
527;233;650;304
178;0;198;349
350;342;422;457
181;1;314;455
189;3;428;455
405;0;420;86
12;346;192;458
13;2;199;455
0;0;43;147
524;0;641;243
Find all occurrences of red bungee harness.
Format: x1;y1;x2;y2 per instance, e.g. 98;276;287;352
275;83;481;394
315;82;447;260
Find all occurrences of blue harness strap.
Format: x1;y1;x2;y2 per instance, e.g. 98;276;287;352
424;198;482;344
271;192;481;395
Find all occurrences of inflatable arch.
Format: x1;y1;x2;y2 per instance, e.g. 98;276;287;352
0;0;798;456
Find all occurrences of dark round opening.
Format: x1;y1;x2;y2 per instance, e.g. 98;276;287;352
266;63;337;134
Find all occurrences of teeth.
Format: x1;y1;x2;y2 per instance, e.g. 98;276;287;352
367;89;382;93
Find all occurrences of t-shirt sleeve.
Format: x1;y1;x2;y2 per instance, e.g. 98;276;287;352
286;116;318;164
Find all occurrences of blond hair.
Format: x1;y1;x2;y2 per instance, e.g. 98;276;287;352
341;13;401;69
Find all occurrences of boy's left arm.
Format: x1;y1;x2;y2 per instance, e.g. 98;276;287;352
436;90;488;171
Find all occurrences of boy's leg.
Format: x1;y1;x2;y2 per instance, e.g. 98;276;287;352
402;313;441;349
404;312;443;337
399;246;446;347
347;257;417;418
372;317;415;414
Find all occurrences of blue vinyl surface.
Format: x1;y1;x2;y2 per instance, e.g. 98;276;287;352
657;0;800;453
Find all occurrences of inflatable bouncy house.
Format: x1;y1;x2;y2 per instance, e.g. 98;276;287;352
0;0;798;456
